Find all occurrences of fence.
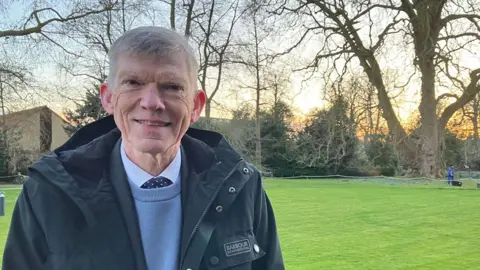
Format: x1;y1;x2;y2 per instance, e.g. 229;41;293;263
267;173;480;189
3;172;480;189
456;170;480;179
0;174;28;185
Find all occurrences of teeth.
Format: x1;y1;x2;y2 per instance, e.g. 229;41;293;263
138;120;167;126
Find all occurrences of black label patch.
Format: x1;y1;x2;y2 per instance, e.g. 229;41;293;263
224;239;251;257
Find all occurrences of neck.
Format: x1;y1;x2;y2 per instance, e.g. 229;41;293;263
123;141;180;176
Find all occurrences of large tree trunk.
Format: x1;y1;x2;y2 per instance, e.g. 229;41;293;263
403;0;444;178
473;97;479;140
418;57;439;177
473;97;480;161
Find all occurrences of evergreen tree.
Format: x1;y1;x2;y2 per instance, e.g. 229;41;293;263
63;84;108;136
260;101;296;176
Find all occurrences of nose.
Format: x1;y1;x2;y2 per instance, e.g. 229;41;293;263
139;85;166;111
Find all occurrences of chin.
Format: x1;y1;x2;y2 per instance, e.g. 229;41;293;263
134;138;178;155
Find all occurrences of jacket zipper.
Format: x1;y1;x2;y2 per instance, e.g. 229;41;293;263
179;160;243;270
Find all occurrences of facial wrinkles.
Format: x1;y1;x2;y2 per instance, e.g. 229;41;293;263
169;86;191;144
113;90;133;146
175;93;192;146
113;84;193;153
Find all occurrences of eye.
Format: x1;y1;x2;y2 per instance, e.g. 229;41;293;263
122;79;142;86
160;83;183;91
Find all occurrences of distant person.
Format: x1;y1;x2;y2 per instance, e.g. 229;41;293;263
3;26;284;270
447;165;455;185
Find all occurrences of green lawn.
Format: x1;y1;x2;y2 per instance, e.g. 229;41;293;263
264;179;480;269
0;186;22;265
0;180;479;269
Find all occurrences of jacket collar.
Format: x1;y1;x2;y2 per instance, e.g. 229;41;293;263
54;115;240;174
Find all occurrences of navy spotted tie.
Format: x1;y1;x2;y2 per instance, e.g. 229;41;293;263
140;176;173;189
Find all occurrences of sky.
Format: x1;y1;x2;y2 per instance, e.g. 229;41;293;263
1;1;479;124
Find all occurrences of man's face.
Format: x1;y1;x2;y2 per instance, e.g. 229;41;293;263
100;52;205;155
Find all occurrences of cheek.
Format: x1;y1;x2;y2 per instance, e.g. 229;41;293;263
112;92;139;129
181;93;195;111
112;92;124;107
113;92;137;112
170;94;193;114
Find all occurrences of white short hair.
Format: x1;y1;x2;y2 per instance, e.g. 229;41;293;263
107;26;198;89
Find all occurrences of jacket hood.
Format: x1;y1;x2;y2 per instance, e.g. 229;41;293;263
28;115;242;228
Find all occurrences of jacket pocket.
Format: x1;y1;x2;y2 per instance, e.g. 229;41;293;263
203;229;266;270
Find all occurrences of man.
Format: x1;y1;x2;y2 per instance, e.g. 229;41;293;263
3;26;284;270
447;165;454;185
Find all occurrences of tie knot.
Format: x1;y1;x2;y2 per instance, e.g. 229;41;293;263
140;176;173;189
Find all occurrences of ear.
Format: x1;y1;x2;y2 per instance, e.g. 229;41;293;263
190;90;206;123
100;83;114;115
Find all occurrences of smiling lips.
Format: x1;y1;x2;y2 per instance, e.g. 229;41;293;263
135;119;172;127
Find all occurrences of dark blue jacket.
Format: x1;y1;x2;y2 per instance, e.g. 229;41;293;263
3;115;284;270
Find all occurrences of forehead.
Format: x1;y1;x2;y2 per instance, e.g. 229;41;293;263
115;52;190;81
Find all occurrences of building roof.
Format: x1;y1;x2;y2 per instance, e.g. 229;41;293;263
1;106;72;128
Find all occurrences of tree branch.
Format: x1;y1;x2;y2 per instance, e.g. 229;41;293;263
438;32;480;41
436;93;459;103
439;68;480;130
371;13;405;51
441;14;480;26
0;3;117;38
40;33;81;57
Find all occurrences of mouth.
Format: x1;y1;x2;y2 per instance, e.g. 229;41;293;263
134;119;172;127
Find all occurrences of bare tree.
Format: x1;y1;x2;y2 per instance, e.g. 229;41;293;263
191;0;245;118
466;96;480;164
263;66;292;114
58;1;146;73
0;1;116;38
295;98;357;174
449;94;480;164
327;71;405;139
184;0;196;37
0;0;118;115
52;0;152;112
274;0;480;177
230;1;274;166
471;97;479;141
0;63;32;116
161;0;196;36
1;0;118;174
170;0;177;29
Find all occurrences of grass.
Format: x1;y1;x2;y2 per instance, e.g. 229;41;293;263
264;179;480;269
0;180;479;269
0;186;22;264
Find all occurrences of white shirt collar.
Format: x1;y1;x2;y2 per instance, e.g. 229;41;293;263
120;140;182;188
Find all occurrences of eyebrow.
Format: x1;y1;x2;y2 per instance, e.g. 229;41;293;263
156;72;188;86
117;70;140;80
117;70;188;86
